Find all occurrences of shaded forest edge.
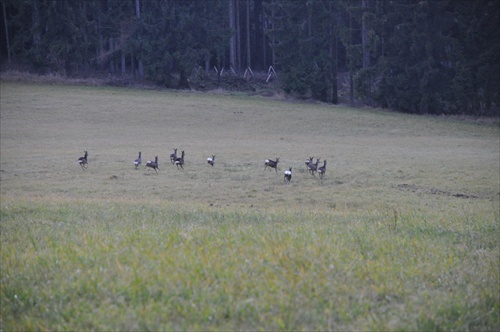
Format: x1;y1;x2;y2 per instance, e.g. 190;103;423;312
1;0;499;117
3;70;500;126
0;68;350;104
0;68;287;97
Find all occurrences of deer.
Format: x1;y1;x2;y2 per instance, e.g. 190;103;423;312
78;151;88;170
207;155;215;167
264;157;280;173
318;159;327;179
305;157;314;168
134;151;141;169
284;167;292;183
170;148;178;164
145;156;159;173
308;158;320;176
175;150;185;169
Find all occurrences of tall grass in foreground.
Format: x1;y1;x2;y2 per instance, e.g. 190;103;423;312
1;199;498;331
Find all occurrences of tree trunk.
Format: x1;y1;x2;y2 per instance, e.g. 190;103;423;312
80;1;90;75
135;0;144;78
259;0;266;69
32;0;42;64
246;0;251;69
131;51;135;76
349;72;354;105
348;12;354;105
205;54;210;73
235;0;241;72
121;50;126;76
97;6;104;71
2;1;11;64
228;0;237;70
329;1;338;104
270;0;275;67
361;0;370;68
307;2;312;37
178;68;190;89
107;0;116;74
109;37;115;73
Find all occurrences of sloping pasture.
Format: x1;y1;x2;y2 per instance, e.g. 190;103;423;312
1;81;499;330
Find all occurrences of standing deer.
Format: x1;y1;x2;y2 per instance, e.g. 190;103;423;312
318;160;327;179
284;167;292;183
175;150;185;169
134;152;141;169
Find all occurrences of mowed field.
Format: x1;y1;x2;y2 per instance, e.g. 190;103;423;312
1;81;499;330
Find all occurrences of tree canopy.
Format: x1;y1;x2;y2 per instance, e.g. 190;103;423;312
1;0;498;115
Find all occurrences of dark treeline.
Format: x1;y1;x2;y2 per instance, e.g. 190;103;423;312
1;0;498;115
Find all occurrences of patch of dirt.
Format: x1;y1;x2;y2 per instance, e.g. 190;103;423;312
394;183;480;199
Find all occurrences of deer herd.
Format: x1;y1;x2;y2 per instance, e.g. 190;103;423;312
78;149;328;183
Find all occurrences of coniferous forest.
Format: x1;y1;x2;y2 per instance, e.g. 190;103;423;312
1;0;499;115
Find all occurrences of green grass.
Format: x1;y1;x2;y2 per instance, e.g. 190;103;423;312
1;81;499;330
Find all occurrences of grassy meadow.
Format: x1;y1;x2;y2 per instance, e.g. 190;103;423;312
1;80;499;330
